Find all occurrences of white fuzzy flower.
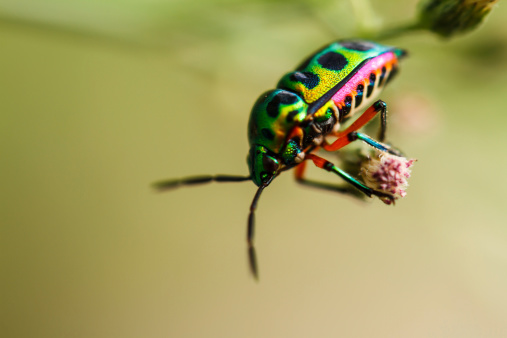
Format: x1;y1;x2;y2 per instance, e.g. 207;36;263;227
360;151;416;205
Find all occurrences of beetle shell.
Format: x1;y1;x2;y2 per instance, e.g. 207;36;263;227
247;39;406;186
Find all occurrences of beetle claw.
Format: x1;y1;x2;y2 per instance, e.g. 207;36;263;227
372;190;396;205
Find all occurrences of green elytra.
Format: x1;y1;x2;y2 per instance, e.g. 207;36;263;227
155;39;408;278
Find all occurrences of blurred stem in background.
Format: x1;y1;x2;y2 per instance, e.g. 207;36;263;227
0;0;500;46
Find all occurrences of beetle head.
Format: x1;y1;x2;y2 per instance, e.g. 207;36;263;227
247;145;280;187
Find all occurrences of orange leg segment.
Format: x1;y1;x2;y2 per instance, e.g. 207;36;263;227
294;153;363;198
324;100;387;152
287;126;305;145
306;153;329;169
294;159;307;180
296;153;394;202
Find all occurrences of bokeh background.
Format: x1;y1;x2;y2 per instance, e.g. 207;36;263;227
2;0;507;337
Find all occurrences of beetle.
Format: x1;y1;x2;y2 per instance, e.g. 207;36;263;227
155;39;407;277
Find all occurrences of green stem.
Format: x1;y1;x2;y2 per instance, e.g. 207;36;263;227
369;21;424;40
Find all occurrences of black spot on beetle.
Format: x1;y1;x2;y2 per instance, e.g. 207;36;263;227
290;71;320;89
337;107;345;121
317;51;348;71
279;92;299;104
261;128;275;141
379;66;387;86
266;92;299;118
341;40;376;52
286;110;299;123
355;84;364;108
266;102;279;118
342;96;352;115
367;73;376;97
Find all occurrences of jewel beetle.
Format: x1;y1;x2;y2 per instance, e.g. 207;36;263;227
155;39;407;277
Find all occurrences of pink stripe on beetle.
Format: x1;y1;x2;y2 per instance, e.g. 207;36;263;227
331;52;398;106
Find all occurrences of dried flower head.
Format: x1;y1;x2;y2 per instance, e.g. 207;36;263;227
418;0;500;37
360;151;416;205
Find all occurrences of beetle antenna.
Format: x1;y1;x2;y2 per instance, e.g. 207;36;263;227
153;174;251;191
247;177;274;279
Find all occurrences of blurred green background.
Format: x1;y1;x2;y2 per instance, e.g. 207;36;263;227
2;0;507;337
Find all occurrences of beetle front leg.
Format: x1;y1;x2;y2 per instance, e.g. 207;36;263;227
304;153;395;203
294;159;365;199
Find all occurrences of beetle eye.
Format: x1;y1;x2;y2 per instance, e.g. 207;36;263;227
262;155;278;174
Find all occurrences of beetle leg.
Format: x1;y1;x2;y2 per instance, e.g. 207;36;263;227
323;129;401;155
303;153;395;203
325;100;387;151
340;100;387;140
294;158;308;180
323;100;401;155
330;100;387;151
294;160;365;198
348;131;402;156
286;126;306;148
378;100;387;142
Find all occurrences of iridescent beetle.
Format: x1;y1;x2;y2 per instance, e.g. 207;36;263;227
155;39;407;277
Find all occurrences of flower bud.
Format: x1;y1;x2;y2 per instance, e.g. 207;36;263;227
418;0;499;37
